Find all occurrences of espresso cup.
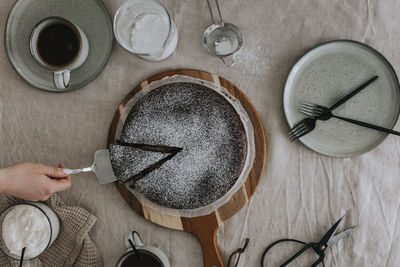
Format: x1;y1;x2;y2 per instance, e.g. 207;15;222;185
30;16;89;89
116;231;170;267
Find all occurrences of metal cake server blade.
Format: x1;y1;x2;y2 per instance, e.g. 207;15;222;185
63;149;117;185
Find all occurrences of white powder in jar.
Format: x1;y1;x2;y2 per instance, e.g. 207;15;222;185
2;205;51;259
130;14;170;55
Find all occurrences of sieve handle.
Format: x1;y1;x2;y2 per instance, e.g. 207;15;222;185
182;213;224;267
207;0;223;25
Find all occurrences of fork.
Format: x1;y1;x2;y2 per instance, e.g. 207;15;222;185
287;75;378;142
300;102;400;136
288;117;317;142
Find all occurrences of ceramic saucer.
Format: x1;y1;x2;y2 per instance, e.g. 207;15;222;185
283;40;400;157
5;0;113;92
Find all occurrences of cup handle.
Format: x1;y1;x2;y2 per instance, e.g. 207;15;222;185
53;70;71;89
124;231;144;251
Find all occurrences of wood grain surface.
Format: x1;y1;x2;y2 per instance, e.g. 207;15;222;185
108;69;267;267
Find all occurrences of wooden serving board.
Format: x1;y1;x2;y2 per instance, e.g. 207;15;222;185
108;69;267;267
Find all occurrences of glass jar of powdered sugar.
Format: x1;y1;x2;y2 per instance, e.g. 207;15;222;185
0;202;60;264
114;0;178;61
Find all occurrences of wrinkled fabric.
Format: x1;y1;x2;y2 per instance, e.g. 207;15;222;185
1;0;400;266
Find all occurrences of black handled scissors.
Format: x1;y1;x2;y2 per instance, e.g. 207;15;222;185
261;216;356;267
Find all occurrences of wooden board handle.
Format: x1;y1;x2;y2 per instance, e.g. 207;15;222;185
198;225;223;267
182;214;224;267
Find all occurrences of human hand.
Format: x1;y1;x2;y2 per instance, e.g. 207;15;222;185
0;162;71;201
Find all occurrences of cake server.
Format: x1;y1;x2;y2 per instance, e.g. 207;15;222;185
62;149;117;184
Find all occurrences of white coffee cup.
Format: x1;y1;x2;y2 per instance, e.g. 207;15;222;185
30;16;89;89
115;231;170;267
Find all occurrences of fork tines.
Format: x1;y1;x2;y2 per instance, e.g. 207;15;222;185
300;102;324;118
288;122;308;142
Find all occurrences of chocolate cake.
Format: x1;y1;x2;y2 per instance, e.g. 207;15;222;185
114;82;247;210
110;144;180;183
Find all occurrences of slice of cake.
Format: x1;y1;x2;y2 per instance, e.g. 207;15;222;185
109;143;181;184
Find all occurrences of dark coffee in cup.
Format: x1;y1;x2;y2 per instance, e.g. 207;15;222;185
37;22;80;67
119;250;163;267
30;17;89;89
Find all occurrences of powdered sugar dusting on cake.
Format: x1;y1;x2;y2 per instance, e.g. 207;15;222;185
119;82;247;209
109;144;168;182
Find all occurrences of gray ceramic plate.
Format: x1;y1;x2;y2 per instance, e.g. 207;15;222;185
284;40;400;157
5;0;113;92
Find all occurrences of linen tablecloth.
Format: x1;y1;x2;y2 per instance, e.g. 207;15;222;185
1;0;400;266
